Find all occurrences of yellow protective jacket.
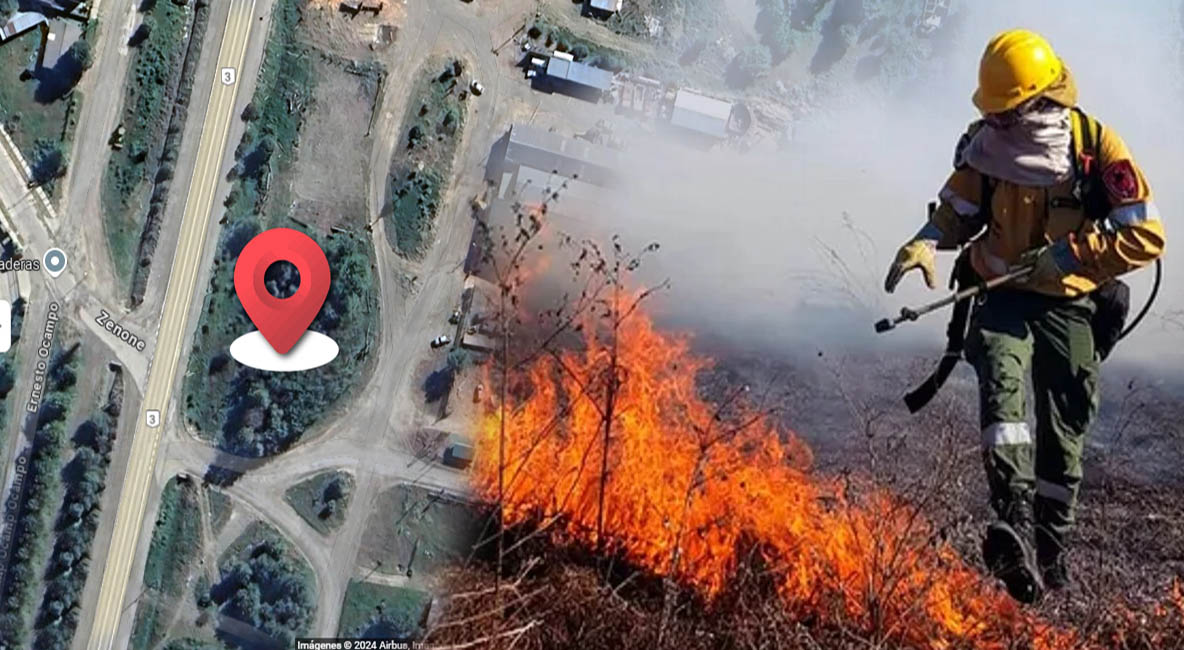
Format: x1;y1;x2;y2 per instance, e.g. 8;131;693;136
927;110;1166;297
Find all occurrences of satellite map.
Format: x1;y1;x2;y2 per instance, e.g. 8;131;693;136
0;1;1181;649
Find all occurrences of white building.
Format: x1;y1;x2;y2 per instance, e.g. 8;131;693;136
670;89;734;139
589;0;625;13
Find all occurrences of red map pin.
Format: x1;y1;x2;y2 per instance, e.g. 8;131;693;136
233;228;331;355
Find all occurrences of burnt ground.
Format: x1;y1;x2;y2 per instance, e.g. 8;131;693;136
698;340;1184;633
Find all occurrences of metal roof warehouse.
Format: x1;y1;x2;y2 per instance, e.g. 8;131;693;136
504;124;620;187
545;56;615;92
670;89;734;138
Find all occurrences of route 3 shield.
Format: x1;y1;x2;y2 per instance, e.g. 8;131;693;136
221;67;236;86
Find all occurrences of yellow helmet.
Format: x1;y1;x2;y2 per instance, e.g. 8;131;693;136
973;29;1063;114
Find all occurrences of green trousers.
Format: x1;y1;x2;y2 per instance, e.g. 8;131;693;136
965;289;1100;553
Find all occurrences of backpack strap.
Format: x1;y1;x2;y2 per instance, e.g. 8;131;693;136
979;171;995;223
1070;107;1096;183
1050;107;1107;217
1070;107;1110;220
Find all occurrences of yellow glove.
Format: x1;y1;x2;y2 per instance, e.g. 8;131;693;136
884;239;938;293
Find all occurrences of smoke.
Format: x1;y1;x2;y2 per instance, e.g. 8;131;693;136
552;1;1183;365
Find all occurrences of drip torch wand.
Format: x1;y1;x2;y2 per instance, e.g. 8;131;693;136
874;264;1035;334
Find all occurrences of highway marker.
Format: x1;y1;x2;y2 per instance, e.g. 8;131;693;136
233;228;330;355
145;410;160;427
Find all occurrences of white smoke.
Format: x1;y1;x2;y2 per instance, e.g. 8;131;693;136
557;0;1183;365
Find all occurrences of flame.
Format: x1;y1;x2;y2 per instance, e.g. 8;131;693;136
468;293;1168;648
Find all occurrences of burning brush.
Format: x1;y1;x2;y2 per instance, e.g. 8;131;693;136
464;298;1103;648
452;203;1181;647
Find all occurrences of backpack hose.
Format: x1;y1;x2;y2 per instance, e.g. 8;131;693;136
1121;257;1162;340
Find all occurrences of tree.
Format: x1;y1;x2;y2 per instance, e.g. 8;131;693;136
570;43;591;61
241;102;259;122
68;40;93;71
593;52;625;72
756;1;800;64
129;21;152;47
727;46;772;88
30;139;66;187
0;0;17;23
446;348;469;373
440;106;460;136
322;475;347;503
790;0;833;30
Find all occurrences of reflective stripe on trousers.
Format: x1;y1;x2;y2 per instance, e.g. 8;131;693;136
982;421;1032;446
1036;478;1074;505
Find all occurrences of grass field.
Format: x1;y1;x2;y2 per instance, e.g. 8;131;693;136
208;488;232;536
337;580;430;639
284;470;354;535
216;520;309;575
382;57;468;259
0;26;87;199
130;477;203;650
357;484;483;579
102;0;193;287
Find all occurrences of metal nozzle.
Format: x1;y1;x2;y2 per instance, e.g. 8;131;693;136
874;318;894;333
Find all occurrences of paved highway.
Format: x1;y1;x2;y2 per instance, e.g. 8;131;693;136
84;1;259;647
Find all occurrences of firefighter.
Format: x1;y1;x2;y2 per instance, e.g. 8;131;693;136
884;29;1165;602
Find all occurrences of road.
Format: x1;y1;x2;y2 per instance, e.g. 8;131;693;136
118;0;548;634
59;0;136;310
84;2;259;648
0;0;616;643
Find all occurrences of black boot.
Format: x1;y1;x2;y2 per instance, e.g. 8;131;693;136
1036;526;1070;591
983;492;1043;603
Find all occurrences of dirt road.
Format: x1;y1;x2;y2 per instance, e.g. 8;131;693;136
59;0;137;311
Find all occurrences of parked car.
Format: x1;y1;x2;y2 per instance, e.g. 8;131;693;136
430;334;452;349
473;383;484;403
470;79;484;96
109;124;126;150
449;309;462;325
442;437;474;470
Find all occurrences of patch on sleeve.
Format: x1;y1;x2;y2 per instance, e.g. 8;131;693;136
1102;160;1139;202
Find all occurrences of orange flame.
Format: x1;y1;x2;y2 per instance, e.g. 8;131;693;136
469;298;1107;648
